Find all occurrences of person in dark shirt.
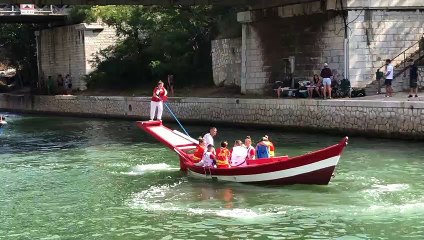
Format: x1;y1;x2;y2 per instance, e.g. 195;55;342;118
408;60;418;98
320;63;333;99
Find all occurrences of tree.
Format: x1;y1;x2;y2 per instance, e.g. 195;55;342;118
0;24;38;86
85;5;240;89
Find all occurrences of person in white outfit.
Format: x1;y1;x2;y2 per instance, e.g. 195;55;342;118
230;140;248;167
195;145;216;167
150;81;168;121
203;127;217;147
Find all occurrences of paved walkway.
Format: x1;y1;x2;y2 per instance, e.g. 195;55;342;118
350;92;422;102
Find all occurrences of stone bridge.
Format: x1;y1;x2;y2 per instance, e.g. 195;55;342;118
3;0;424;95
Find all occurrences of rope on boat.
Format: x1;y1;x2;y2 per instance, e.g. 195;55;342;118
163;102;190;137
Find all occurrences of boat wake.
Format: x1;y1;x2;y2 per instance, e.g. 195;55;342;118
128;182;280;222
122;163;179;176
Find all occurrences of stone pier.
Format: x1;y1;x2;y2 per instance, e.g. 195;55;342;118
1;94;423;139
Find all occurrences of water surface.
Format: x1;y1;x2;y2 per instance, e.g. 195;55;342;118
1;113;424;239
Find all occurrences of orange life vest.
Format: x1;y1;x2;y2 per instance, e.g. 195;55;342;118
192;145;205;163
268;141;275;157
216;147;231;168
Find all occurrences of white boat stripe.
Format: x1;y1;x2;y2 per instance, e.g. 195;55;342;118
187;156;340;183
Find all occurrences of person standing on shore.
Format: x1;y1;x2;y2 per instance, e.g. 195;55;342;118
384;59;394;97
408;60;418;98
167;74;174;96
150;80;168;121
320;63;333;99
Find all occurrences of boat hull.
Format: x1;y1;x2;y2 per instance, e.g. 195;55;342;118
187;158;338;185
137;120;348;185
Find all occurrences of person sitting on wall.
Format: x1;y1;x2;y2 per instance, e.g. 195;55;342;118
307;74;322;98
272;81;285;98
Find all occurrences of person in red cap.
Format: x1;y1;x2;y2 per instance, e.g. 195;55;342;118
150;80;168;121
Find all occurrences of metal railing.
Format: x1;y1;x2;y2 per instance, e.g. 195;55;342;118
376;35;424;78
0;4;69;15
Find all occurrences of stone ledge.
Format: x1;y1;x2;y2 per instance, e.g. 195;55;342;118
1;94;424;139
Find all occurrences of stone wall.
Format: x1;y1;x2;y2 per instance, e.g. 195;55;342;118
83;23;119;76
348;10;424;88
240;13;345;94
1;94;424;139
211;38;242;87
38;25;86;90
37;23;118;91
347;0;424;9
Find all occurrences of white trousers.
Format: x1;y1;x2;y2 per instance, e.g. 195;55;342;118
150;101;163;120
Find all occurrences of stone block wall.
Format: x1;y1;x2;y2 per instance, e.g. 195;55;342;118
38;23;118;91
348;10;424;88
347;0;424;9
241;13;345;94
211;38;242;87
84;23;119;77
38;25;86;90
1;94;424;139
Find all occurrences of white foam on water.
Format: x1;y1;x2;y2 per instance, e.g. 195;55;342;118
368;183;410;193
361;183;410;201
122;163;179;175
129;182;281;220
366;201;424;214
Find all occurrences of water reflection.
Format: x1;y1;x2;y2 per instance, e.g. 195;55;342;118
198;185;234;209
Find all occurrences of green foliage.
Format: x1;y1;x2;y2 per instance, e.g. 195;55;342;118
86;5;238;89
67;6;97;24
0;24;38;85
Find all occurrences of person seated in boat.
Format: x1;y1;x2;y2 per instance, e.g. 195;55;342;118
192;137;206;163
195;144;216;167
244;136;256;160
262;135;275;157
256;137;270;159
216;141;231;168
230;140;248;167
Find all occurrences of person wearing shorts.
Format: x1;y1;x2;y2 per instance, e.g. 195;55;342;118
384;59;394;97
320;63;333;99
408;60;418;98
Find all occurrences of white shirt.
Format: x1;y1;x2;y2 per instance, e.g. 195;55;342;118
203;133;214;147
386;64;394;79
230;146;248;167
196;152;215;167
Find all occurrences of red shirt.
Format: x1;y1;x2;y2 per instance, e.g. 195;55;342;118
151;87;167;102
246;146;256;160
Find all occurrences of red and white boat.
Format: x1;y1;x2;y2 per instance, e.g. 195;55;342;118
137;121;348;185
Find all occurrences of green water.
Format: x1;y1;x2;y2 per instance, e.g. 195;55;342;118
1;113;424;240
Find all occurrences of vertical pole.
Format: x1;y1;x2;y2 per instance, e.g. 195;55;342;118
35;31;42;90
344;38;349;81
